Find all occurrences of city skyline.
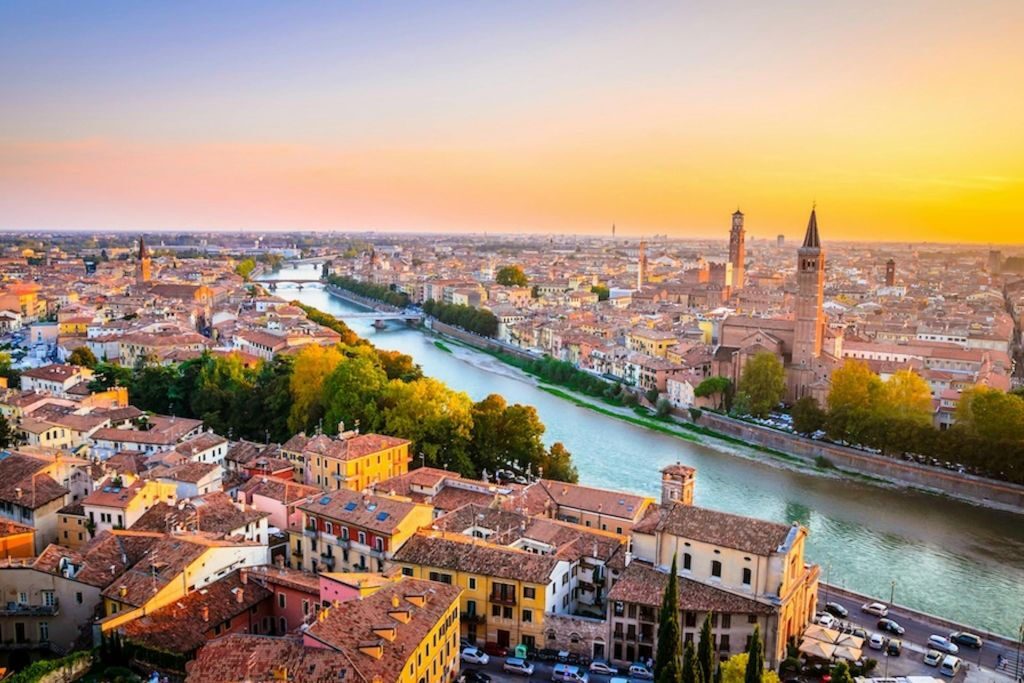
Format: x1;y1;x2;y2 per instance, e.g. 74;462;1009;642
2;1;1023;242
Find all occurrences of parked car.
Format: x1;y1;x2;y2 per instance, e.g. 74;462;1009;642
461;647;490;665
537;648;561;662
629;663;655;680
949;631;983;648
551;663;589;682
814;613;837;628
868;633;886;650
878;618;905;635
459;671;492;683
927;635;960;654
886;639;902;656
861;602;889;617
851;627;869;640
939;655;962;677
824;602;849;618
923;650;944;667
482;642;507;658
589;660;618;675
503;658;535;676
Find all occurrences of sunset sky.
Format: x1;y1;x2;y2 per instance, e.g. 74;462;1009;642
2;1;1022;242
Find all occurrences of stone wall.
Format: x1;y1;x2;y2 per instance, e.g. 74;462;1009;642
428;320;537;362
541;612;609;659
695;411;1024;513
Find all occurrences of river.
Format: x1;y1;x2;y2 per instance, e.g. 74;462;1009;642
262;266;1024;638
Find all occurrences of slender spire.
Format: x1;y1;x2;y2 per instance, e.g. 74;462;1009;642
138;236;148;258
802;206;820;249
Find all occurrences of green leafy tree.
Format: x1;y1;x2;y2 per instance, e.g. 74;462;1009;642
374;349;422;382
655;556;683;683
791;396;826;435
879;369;932;423
235;258;257;280
377;377;475;474
718;653;780;683
496;265;529;287
956;384;1024;441
591;284;610;301
321;350;389;435
744;626;763;683
829;662;854;683
737;352;785;418
682;641;703;683
655;397;672;418
697;612;715;683
0;414;15;448
68;346;97;368
694;376;732;411
540;442;578;483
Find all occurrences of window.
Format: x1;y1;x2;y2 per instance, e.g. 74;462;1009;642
341;527;349;540
523;586;535;600
42;591;55;606
279;617;287;633
358;531;366;545
685;611;696;628
491;604;501;617
683;552;692;571
302;600;309;615
375;537;383;552
748;614;757;624
325;521;333;535
39;622;49;642
711;560;722;578
402;567;413;576
561;573;568;585
522;609;533;622
742;567;752;585
722;614;731;629
76;592;83;604
278;593;286;608
720;634;731;652
503;606;513;619
468;577;477;590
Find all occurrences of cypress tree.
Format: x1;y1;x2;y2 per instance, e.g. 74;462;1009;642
697;611;715;683
682;641;703;683
744;625;764;683
655;555;683;683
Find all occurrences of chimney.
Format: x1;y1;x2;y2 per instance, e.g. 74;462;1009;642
202;605;210;622
240;568;248;584
391;594;399;608
15;487;21;499
236;588;245;603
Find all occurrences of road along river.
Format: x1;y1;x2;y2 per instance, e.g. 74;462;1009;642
262;268;1024;639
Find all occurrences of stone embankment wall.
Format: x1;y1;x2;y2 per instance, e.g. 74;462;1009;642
697;411;1024;513
428;319;537;362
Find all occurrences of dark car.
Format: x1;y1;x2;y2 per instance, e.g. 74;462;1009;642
459;670;492;683
878;618;905;635
537;648;561;662
482;642;508;657
949;631;983;648
887;639;902;657
825;602;849;618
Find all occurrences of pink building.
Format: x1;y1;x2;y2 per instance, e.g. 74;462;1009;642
243;565;321;634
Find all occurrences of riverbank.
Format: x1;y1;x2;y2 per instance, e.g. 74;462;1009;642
419;317;1024;515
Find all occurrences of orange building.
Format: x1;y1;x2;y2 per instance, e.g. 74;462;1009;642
0;521;35;559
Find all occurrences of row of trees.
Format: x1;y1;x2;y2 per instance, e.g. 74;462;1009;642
422;299;499;338
325;274;410;308
286;343;576;481
86;307;577;483
655;556;779;683
693;352;786;419
787;360;1024;484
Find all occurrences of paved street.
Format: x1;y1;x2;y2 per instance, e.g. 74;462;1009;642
819;587;1023;680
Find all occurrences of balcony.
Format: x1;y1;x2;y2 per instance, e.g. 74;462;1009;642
463;613;486;625
0;599;59;616
319;554;335;568
302;526;318;538
489;592;516;606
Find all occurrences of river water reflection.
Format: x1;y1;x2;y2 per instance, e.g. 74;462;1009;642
263;269;1024;637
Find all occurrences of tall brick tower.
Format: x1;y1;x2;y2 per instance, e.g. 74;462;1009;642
793;208;824;369
885;258;896;287
636;240;647;291
729;209;746;290
136;236;152;286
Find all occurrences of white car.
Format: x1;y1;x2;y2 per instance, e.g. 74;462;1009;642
503;658;534;676
923;649;944;667
589;660;618;675
861;601;889;617
628;663;654;680
814;613;837;628
461;647;490;665
868;633;886;650
927;635;959;654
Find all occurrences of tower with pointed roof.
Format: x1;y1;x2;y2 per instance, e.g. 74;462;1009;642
136;236;151;286
793;208;824;373
729;209;746;290
636;240;647;291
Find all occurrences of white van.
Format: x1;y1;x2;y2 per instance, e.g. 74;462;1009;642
551;664;589;682
939;654;962;677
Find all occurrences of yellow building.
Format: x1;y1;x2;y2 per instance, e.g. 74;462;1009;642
99;531;269;633
300;577;463;683
393;530;569;652
82;479;177;535
282;430;411;491
626;327;678;358
56;503;89;549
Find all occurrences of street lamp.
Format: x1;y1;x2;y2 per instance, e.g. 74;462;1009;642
889;580;896;607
